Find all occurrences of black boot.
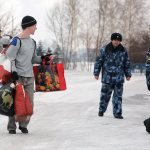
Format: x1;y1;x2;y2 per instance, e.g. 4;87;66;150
9;130;16;134
143;118;150;133
114;115;123;119
98;111;104;117
19;126;28;134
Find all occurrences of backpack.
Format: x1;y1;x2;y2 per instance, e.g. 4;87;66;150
0;82;15;116
0;36;36;84
1;37;21;54
1;36;36;54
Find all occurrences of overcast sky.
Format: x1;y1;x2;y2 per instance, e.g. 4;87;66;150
3;0;62;42
3;0;150;44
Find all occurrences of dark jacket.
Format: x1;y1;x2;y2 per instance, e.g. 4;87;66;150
94;42;131;84
146;48;150;90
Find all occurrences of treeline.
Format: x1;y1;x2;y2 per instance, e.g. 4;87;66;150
46;0;150;70
0;0;149;71
0;2;19;36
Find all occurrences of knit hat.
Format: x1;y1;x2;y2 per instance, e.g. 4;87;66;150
111;33;122;41
21;16;37;29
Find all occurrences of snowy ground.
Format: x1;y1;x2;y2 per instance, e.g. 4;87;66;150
0;71;150;150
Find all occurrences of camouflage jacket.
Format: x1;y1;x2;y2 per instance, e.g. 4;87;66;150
94;42;131;84
146;48;150;89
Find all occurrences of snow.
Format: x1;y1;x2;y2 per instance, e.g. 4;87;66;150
0;71;150;150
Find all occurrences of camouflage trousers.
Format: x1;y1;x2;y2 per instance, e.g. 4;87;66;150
99;83;123;116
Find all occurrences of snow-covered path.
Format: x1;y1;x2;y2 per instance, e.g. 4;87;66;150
0;71;150;150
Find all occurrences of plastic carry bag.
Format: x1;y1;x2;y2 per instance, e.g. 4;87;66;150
0;82;15;116
33;57;66;92
14;82;33;122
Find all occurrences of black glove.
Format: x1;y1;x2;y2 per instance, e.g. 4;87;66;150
12;71;19;82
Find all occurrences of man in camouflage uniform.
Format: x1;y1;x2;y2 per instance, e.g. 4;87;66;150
143;48;150;133
94;33;131;119
146;49;150;91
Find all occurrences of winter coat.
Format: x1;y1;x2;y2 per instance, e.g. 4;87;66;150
146;48;150;90
94;42;131;84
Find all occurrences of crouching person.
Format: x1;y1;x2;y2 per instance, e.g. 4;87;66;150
94;33;132;119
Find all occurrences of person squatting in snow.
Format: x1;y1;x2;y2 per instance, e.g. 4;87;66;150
94;33;132;119
6;15;50;134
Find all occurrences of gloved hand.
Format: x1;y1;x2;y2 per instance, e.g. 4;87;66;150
41;54;52;65
12;71;19;82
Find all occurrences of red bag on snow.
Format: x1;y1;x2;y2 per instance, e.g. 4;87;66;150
33;56;66;92
14;83;33;122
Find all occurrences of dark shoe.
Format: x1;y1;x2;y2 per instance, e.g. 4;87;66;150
19;126;28;134
114;115;123;119
98;111;104;117
143;118;150;133
9;130;16;134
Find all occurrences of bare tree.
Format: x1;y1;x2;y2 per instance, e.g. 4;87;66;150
46;0;149;70
120;0;146;41
77;0;96;71
0;9;20;37
47;0;80;69
91;0;122;54
129;31;150;63
63;0;80;69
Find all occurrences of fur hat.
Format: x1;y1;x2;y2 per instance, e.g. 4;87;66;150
111;33;122;41
21;16;37;29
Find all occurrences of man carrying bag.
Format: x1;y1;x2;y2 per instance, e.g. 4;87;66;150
6;16;50;134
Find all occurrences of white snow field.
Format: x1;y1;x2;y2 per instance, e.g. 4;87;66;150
0;71;150;150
